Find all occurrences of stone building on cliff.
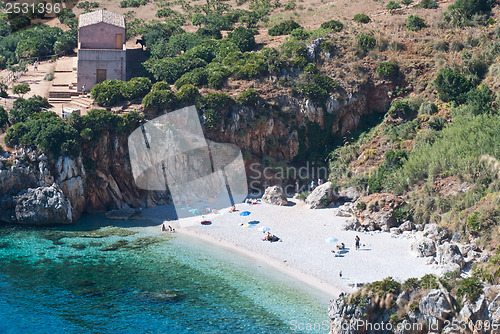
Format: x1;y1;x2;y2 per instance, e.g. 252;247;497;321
76;10;126;92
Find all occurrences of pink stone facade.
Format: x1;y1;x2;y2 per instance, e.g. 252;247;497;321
76;11;126;92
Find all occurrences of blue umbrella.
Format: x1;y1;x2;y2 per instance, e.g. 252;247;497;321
325;237;338;243
239;211;251;216
248;220;260;225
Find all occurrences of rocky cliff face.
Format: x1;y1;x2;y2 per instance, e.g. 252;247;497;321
329;287;500;334
208;81;395;162
0;132;170;225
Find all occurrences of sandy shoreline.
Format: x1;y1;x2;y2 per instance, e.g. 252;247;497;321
141;199;440;299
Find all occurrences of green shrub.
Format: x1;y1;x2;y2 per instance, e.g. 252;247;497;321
237;89;260;107
203;108;221;128
456;276;483;303
268;20;301;36
12;83;30;97
228;26;256;52
418;0;438;8
386;1;402;10
465;84;494;115
8;95;51;124
175;84;201;106
320;20;343;32
6;112;79;156
444;0;494;27
9;15;30;32
376;62;399;79
434;68;472;104
142;88;177;111
356;33;376;51
385;149;408;169
54;28;77;56
174;68;208;89
356;201;367;210
90;80;125;107
290;28;310;40
294;74;338;103
0;83;8;97
406;15;426;31
419;274;439;289
418;101;438;115
55;8;75;24
367;277;401;297
402;0;413;5
203;92;234;116
353;14;371;24
387;100;413;118
123;77;152;100
119;0;148;8
298;191;310;200
0;106;8;128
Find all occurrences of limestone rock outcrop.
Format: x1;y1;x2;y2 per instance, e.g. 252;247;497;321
262;185;288;206
14;185;74;224
353;193;405;231
306;182;338;209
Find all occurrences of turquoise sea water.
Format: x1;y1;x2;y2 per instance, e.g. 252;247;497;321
0;215;331;334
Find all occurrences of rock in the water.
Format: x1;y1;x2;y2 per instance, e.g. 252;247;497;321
306;182;338;209
410;237;437;257
261;186;288;206
436;242;465;269
14;185;74;224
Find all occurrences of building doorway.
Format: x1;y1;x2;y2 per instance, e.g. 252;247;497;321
115;34;122;49
96;69;107;83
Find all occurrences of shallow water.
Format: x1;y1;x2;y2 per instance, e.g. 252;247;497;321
0;215;331;333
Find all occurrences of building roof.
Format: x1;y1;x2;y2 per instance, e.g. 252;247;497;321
79;10;125;29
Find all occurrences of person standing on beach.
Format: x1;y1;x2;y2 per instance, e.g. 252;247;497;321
33;60;38;71
355;236;360;250
295;180;299;193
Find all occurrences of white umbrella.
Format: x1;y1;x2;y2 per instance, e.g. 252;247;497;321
258;226;270;232
325;237;338;243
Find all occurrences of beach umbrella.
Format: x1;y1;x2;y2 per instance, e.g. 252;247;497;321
239;211;251;216
189;209;201;215
248;220;260;225
258;226;270;232
325;237;338;243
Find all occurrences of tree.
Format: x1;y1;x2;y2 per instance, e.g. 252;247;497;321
8;95;51;124
12;83;30;97
0;82;8;98
54;29;77;55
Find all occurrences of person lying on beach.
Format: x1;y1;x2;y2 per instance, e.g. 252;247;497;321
262;232;280;242
336;243;345;250
229;205;238;213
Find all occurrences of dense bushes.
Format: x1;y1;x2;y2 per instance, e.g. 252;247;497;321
320;20;343;32
444;0;494;26
386;1;401;10
376;62;399;79
406;15;426;31
5;112;79;156
120;0;148;8
356;33;376;52
268;20;301;36
8;95;51;124
293;74;338;103
142;84;177;111
0;106;7;129
434;68;473;104
353;14;371;24
228;26;256;52
91;78;152;107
